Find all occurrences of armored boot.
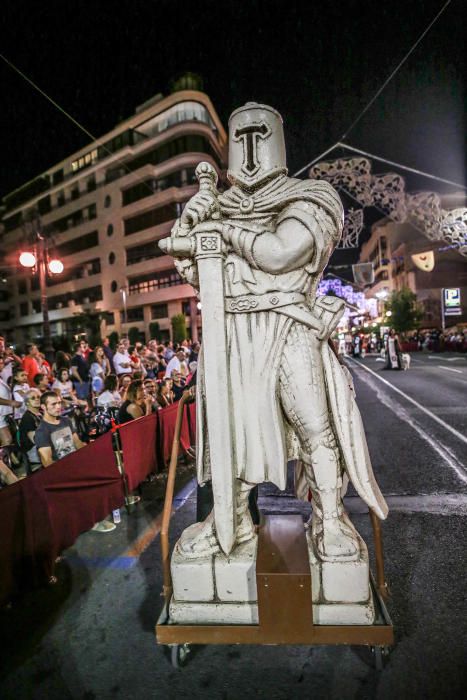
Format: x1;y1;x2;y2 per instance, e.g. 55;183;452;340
177;510;221;559
177;480;256;559
306;444;359;561
235;480;257;545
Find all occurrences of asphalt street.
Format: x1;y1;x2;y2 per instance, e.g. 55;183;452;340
1;353;466;700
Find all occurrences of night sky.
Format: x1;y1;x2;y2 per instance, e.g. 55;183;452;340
1;1;465;215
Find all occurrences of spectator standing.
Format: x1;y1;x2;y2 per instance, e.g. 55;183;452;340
0;357;21;445
102;337;115;373
70;340;90;401
23;344;41;386
164;350;188;379
113;341;136;377
33;373;50;394
0;339;22;385
35;391;115;533
89;346;109;395
12;366;30;420
19;389;42;472
163;341;175;363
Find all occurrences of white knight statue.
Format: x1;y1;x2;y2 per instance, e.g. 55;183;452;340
160;103;388;623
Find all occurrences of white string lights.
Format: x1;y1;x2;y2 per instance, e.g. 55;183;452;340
310;156;467;255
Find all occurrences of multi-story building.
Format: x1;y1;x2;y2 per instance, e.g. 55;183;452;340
0;77;227;346
359;198;467;327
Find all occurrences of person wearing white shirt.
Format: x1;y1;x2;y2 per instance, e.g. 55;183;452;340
113;342;137;376
97;375;122;409
164;350;188;379
0;357;22;445
12;367;30;420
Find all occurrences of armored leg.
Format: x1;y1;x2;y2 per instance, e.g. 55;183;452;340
279;324;359;561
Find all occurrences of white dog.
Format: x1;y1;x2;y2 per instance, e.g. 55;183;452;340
401;353;411;371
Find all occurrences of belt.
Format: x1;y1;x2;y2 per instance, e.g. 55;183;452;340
224;292;346;341
225;291;305;313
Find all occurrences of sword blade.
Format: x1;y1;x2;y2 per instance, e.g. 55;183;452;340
197;252;236;556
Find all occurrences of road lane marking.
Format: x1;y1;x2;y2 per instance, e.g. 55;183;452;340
350;365;467;484
438;365;462;373
350;359;467;447
125;478;197;557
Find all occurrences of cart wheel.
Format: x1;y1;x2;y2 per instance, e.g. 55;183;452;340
170;644;190;668
372;645;390;671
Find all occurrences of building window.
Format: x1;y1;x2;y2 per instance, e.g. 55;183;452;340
18;279;27;295
151;303;168;319
104;195;111;208
57;190;65;207
126;306;144;322
52;169;64;185
56;230;99;257
32;299;41;313
38;195;51;214
88;203;97;220
71;186;80;200
126;241;165;266
111;281;118;293
128;269;183;295
124;203;179;236
87;175;96;192
107;224;114;237
121;169;196;206
71;148;98;173
19;302;29;317
109;252;116;264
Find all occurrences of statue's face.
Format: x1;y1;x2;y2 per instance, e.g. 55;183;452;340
227;103;287;190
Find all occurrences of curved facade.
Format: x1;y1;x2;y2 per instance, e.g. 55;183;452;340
0;89;227;345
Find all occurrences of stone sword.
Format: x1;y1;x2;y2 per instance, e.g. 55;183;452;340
159;162;236;556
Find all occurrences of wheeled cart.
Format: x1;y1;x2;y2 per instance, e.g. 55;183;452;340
155;394;394;669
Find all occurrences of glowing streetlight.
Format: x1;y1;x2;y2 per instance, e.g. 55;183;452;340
48;259;64;274
19;251;37;268
19;218;64;360
385;310;392;317
375;289;388;300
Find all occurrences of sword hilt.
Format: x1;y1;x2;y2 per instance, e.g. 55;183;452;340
196;162;220;220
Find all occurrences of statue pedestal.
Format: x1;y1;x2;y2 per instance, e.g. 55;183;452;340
169;515;375;626
169;537;259;624
307;526;375;625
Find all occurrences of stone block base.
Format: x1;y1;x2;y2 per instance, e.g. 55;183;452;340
169;519;376;626
307;523;375;624
169;600;259;625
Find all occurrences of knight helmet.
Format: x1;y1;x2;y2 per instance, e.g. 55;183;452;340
227;103;287;188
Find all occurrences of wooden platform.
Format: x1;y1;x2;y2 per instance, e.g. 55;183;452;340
156;515;394;647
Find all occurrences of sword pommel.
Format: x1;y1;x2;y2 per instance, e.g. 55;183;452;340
195;161;218;190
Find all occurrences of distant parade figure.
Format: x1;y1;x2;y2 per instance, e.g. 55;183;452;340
384;329;402;370
352;334;362;358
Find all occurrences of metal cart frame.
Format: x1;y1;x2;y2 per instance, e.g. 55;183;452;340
155;393;394;669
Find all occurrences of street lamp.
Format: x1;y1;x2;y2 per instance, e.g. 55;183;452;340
19;219;64;361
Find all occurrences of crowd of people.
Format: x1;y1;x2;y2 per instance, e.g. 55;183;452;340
0;334;198;495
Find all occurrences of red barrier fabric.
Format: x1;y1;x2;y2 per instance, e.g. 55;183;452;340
118;412;159;491
158;402;192;464
0;401;199;604
35;432;124;559
0;482;25;603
